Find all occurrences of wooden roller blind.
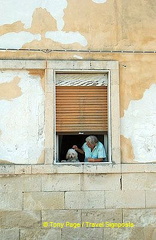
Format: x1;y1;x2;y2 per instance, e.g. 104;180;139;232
56;86;108;133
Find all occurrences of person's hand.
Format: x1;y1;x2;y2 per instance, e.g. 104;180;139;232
72;145;84;155
72;145;78;151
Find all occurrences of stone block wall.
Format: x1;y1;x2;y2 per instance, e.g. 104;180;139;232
0;165;156;240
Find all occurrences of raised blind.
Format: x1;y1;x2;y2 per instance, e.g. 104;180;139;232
56;86;108;133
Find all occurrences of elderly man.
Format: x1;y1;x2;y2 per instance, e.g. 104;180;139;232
72;135;106;162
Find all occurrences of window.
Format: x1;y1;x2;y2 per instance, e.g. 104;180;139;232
50;60;120;164
56;72;108;163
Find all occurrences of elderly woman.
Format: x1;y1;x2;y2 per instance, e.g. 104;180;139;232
72;135;106;162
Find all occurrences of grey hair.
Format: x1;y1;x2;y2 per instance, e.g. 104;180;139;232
85;135;98;145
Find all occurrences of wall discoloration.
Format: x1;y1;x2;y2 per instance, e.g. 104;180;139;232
0;0;67;30
120;61;156;117
0;21;24;35
45;31;87;47
92;0;107;3
0;159;14;164
22;38;87;51
0;0;155;50
121;0;156;49
63;0;118;48
73;55;83;59
120;135;136;163
121;84;156;163
0;76;22;100
28;8;57;35
0;32;41;49
37;150;45;164
0;0;88;48
28;70;45;91
0;70;44;164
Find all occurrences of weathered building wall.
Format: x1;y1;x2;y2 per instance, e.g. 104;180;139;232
0;166;156;239
0;0;156;239
0;70;45;164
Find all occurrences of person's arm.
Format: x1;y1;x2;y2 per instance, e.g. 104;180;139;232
88;158;103;162
72;145;84;154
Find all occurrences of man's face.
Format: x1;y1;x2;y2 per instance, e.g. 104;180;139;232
86;142;95;149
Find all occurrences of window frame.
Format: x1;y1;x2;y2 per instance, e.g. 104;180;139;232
54;70;111;163
45;60;120;165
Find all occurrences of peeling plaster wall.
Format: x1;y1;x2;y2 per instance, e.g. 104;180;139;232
0;0;155;50
0;0;67;30
121;84;156;163
120;60;156;163
0;0;156;164
45;31;87;47
0;32;41;49
0;0;90;48
0;71;44;164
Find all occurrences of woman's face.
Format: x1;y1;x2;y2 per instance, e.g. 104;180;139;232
86;141;95;149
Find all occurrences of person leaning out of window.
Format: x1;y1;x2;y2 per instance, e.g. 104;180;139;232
72;135;106;162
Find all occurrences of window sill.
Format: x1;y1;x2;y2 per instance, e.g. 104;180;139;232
0;163;119;175
0;163;156;175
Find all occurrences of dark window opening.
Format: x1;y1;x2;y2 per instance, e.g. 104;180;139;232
58;134;108;162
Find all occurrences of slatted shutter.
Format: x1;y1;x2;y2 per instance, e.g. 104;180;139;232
56;85;108;133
